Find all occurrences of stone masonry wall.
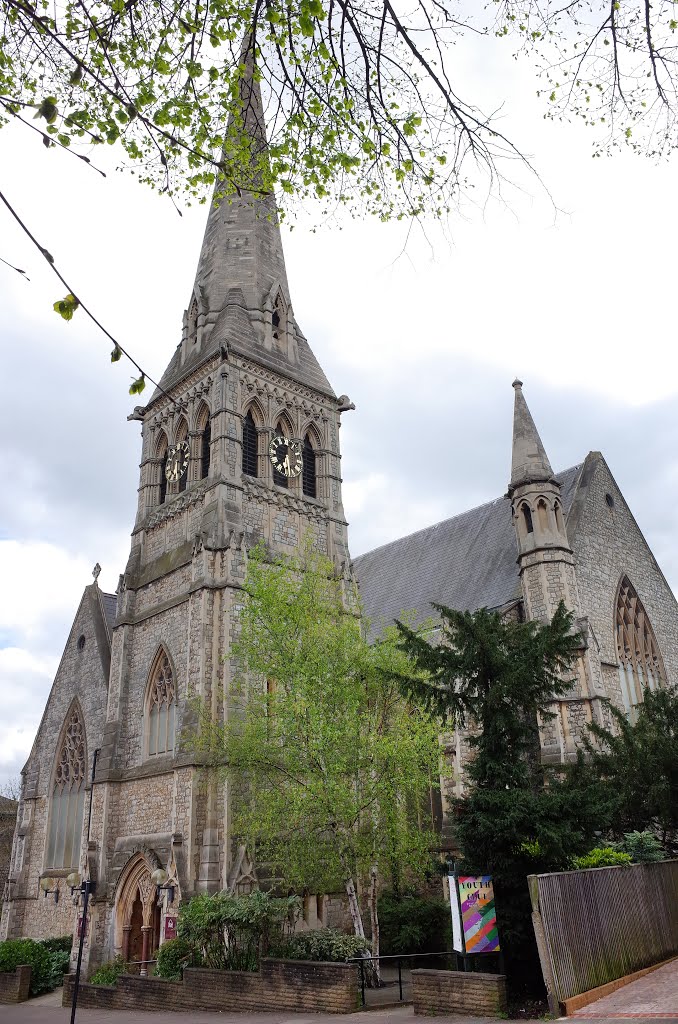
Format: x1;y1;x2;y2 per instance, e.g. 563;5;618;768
2;586;110;943
63;958;359;1014
569;454;678;706
411;969;507;1017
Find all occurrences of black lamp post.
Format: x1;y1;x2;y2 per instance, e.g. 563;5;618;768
67;872;96;1024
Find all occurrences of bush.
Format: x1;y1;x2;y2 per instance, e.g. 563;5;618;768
88;956;129;986
378;891;450;955
0;939;53;996
618;831;665;862
156;938;199;980
46;950;71;989
281;928;369;962
178;890;299;971
572;847;632;869
39;936;72;954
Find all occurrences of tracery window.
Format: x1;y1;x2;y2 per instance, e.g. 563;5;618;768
242;410;258;477
147;650;176;757
46;707;86;869
616;576;666;717
302;434;316;498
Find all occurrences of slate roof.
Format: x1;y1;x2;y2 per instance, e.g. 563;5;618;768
353;464;582;640
100;592;117;633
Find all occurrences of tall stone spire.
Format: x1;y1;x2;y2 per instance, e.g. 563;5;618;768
509;378;554;493
152;39;333;400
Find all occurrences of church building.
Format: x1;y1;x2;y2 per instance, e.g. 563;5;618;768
2;62;677;974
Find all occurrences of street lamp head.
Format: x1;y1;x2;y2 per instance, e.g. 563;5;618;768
151;868;168;886
66;871;81;889
39;876;54;892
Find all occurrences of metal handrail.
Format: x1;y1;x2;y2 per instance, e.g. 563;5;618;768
347;950;458;1006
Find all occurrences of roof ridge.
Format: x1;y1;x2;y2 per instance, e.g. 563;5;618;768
354;462;583;562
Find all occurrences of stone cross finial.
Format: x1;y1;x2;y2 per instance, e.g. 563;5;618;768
92;563;101;583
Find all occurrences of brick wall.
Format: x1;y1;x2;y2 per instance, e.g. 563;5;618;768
63;958;359;1014
411;968;507;1017
0;965;31;1003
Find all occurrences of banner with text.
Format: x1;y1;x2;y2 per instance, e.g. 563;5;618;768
453;875;500;954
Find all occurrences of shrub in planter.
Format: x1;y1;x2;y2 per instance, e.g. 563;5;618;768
88;956;129;986
156;938;200;980
378;890;450;955
0;938;53;996
281;929;369;963
45;950;71;989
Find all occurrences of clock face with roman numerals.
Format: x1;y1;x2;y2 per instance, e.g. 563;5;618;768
166;441;190;482
268;435;302;478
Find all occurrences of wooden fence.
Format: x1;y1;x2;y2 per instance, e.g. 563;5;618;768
528;860;678;1013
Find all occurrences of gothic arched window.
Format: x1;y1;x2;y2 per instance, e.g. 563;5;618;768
616;576;666;717
521;503;534;534
46;706;86;869
273;422;289;489
242;410;258;477
272;291;286;343
157;432;168;505
198;406;211;480
146;650;176;757
302;434;316;498
188;297;198;344
176;419;188;493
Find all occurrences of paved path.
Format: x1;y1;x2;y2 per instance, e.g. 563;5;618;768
567;957;678;1021
0;998;499;1024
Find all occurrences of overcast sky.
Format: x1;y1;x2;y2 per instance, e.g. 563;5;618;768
1;31;678;788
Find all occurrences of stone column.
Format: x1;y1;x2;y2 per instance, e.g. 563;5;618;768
140;927;151;976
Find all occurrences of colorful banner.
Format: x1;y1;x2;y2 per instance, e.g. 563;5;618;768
457;875;500;953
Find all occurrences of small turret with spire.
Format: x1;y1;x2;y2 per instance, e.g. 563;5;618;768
508;379;579;622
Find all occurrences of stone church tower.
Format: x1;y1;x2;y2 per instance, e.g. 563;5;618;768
1;65;352;970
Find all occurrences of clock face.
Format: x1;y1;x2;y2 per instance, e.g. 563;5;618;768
268;434;303;478
166;441;190;482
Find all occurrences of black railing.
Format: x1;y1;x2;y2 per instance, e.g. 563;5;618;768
348;951;458;1007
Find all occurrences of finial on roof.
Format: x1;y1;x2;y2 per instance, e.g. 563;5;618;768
509;381;554;491
92;563;101;584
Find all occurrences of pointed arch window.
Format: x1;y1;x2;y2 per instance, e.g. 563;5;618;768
188;297;198;344
176;420;189;493
157;433;169;505
616;577;666;717
146;650;176;757
302;434;316;498
242;410;258;477
273;422;289;489
272;291;286;343
46;707;86;869
521;503;534;534
201;417;211;479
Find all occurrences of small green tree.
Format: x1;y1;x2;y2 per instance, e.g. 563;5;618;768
584;687;678;855
396;603;601;990
195;544;443;974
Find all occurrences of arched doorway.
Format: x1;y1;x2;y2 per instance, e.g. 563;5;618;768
115;853;162;974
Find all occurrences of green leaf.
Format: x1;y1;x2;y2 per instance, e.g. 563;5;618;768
53;294;80;321
110;344;123;362
129;374;146;395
